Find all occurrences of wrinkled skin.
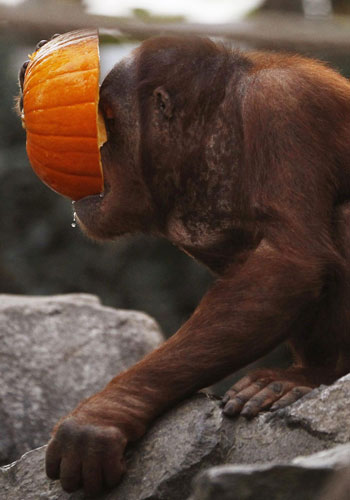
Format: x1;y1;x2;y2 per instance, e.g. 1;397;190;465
19;36;350;496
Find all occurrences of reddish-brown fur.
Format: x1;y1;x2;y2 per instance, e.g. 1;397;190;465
19;36;350;495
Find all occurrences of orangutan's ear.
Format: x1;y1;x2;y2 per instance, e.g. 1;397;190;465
153;86;173;119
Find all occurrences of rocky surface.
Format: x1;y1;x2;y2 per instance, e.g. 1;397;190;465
224;374;350;465
189;443;350;500
189;375;350;500
2;376;350;499
2;294;350;500
0;393;228;500
0;293;163;464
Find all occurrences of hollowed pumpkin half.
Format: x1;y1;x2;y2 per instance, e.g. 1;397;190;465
22;29;107;200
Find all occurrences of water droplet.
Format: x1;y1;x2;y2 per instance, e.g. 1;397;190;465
71;210;77;228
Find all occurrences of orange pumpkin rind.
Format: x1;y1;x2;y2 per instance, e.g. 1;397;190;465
22;29;106;200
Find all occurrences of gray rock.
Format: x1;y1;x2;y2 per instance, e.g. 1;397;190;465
187;376;350;500
112;393;227;500
0;446;64;500
3;375;350;500
0;294;163;464
224;409;333;465
189;463;329;500
282;373;350;442
0;393;228;500
2;295;350;500
293;441;350;469
222;374;350;466
189;443;350;500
